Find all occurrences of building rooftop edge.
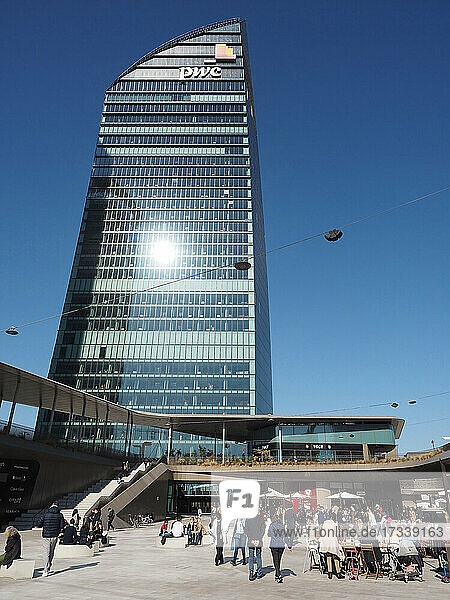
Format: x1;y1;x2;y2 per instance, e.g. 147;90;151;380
107;17;245;90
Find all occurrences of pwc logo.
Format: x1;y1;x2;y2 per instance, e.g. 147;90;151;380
179;65;222;80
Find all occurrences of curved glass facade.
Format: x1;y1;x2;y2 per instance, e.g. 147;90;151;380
35;18;273;457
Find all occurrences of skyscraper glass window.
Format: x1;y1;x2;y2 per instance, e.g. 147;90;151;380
35;18;272;457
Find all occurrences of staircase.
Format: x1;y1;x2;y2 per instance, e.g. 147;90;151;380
8;462;149;530
60;479;114;523
9;509;42;532
100;461;169;528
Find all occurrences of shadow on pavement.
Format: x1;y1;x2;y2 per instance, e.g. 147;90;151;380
258;566;297;578
35;562;99;577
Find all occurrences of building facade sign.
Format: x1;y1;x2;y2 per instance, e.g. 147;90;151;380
0;459;40;528
179;66;222;80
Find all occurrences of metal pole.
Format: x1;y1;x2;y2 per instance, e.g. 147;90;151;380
47;384;58;438
127;413;134;456
35;386;43;440
167;424;173;459
5;372;21;434
124;411;130;455
102;405;109;449
278;427;283;463
92;402;99;452
65;392;74;446
79;394;87;450
222;422;226;465
439;459;450;564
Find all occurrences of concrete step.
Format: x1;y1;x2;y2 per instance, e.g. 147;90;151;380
9;462;148;530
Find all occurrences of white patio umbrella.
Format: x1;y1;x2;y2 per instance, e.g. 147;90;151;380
262;488;287;498
326;491;361;499
290;491;309;499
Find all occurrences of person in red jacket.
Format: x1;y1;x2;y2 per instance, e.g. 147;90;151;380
159;519;168;536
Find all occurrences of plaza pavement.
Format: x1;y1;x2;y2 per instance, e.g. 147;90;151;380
0;523;447;600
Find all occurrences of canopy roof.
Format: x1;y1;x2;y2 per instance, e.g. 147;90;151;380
0;361;404;442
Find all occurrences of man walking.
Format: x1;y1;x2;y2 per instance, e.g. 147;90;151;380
284;505;297;546
244;511;266;580
35;501;65;577
230;518;247;566
107;507;115;531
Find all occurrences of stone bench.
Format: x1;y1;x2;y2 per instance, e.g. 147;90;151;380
54;544;94;558
0;559;35;580
155;534;213;548
155;535;187;548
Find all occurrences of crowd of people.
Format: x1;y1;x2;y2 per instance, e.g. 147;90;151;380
1;496;447;584
13;501;113;577
159;514;207;546
157;500;448;584
209;507;294;583
159;506;294;583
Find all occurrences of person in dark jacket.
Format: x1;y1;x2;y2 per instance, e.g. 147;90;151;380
210;509;224;565
0;527;21;568
78;518;92;547
244;512;266;580
284;506;297;546
90;508;101;526
71;509;80;529
268;509;292;583
35;501;65;576
107;507;115;531
61;519;78;545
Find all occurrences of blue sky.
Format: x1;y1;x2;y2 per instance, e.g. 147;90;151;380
0;0;448;452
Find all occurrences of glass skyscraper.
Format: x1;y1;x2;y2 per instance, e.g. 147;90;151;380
35;18;272;457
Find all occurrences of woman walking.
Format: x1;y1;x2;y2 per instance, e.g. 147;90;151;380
268;509;291;583
319;514;344;579
210;508;225;565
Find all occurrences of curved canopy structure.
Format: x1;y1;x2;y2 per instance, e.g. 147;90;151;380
0;361;404;442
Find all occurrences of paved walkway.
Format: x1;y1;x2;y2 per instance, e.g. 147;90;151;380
0;525;447;599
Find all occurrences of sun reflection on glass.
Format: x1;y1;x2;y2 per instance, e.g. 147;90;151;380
151;240;177;264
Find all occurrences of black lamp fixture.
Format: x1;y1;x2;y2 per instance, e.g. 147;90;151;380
408;399;417;405
324;229;343;242
234;260;251;271
391;402;399;408
5;327;19;336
